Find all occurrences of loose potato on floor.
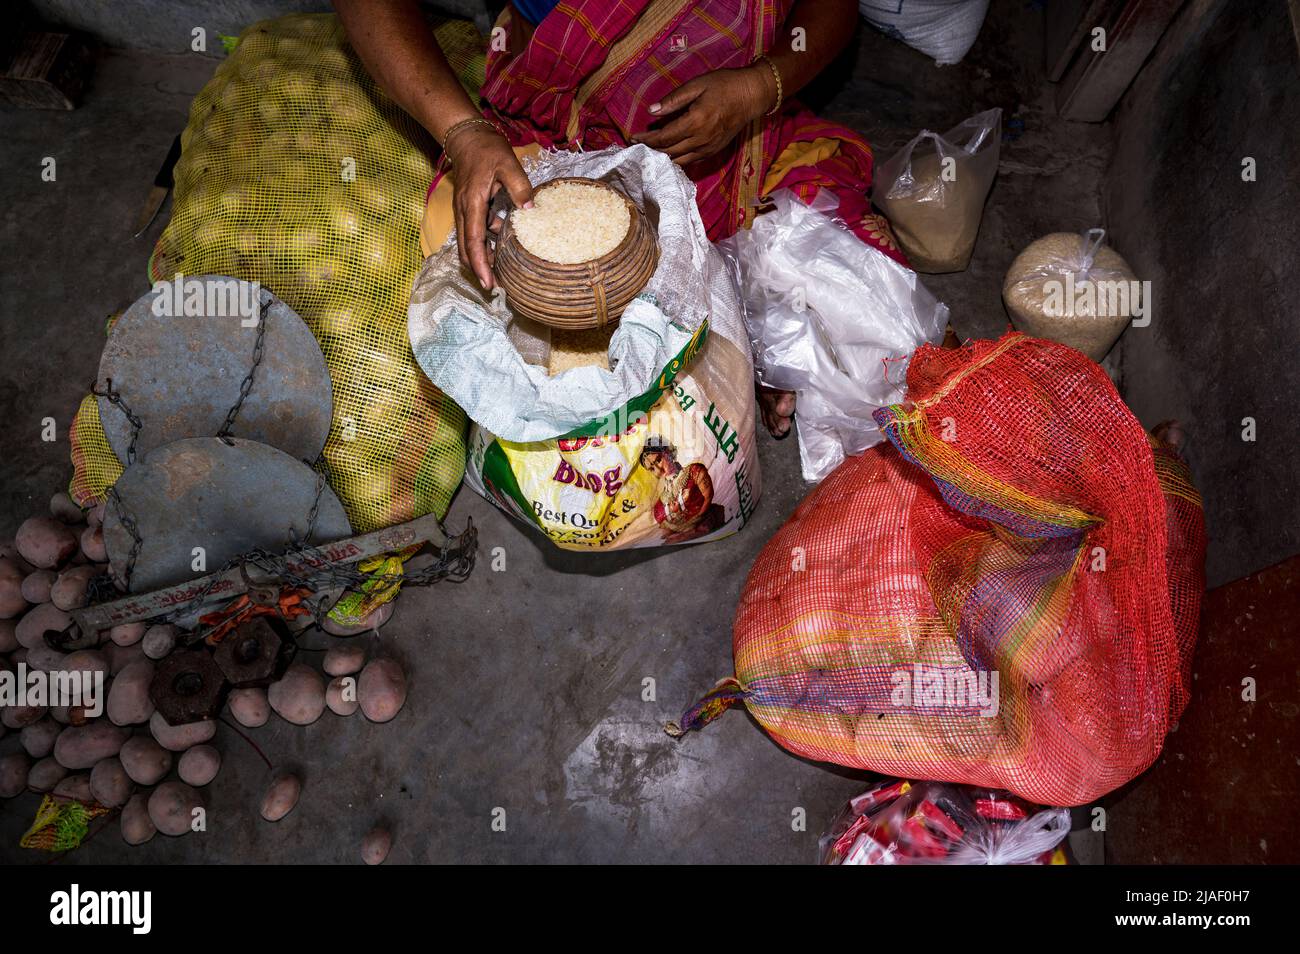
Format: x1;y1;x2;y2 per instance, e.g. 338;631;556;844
61;649;110;677
90;757;134;807
110;622;147;646
16;517;80;569
149;781;203;836
27;756;68;793
107;659;156;725
53;773;94;803
358;658;407;723
178;744;221;786
121;792;157;845
3;704;48;730
228;687;270;727
21;717;61;758
15;602;73;650
361;826;391;865
326;676;358;716
269;663;326;725
142;624;178;660
260;772;301;822
0;573;28;619
80;525;108;563
0;752;31;797
50;491;84;524
120;735;172;785
20;569;56;604
51;565;99;611
150;711;216;751
54;722;130;769
323;642;366;676
322;602;393;636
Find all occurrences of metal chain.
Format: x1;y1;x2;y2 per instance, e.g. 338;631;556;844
90;378;144;465
216;295;270;444
296;457;329;547
105;485;144;592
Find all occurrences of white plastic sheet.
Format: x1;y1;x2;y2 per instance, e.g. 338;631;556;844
720;190;948;482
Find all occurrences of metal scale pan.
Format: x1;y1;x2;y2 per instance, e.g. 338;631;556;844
96;275;332;464
102;437;352;595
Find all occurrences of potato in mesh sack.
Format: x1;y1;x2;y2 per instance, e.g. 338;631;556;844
69;13;485;531
669;333;1206;806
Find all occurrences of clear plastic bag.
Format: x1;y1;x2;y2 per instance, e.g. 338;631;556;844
719;189;948;482
1002;228;1140;361
819;780;1072;865
872;107;1002;273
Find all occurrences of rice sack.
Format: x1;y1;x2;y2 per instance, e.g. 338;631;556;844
409;145;761;551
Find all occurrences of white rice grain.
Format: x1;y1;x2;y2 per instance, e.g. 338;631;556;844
512;181;630;264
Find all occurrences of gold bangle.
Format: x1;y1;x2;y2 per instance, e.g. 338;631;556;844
756;54;783;117
442;116;502;151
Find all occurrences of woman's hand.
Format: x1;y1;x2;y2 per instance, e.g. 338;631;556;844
631;66;775;167
443;124;534;289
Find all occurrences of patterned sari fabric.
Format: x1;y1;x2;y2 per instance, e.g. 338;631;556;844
477;0;906;262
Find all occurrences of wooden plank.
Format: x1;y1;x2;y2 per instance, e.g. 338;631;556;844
1045;0;1123;82
1103;554;1300;864
1055;0;1188;122
0;31;93;110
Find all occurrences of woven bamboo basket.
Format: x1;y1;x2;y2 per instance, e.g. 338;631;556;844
493;178;659;330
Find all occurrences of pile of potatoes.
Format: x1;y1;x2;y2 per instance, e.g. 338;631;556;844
143;12;467;533
2;492;404;864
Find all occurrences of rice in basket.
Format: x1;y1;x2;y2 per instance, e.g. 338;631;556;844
511;181;631;264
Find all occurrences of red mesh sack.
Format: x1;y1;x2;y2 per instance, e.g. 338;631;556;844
669;333;1205;805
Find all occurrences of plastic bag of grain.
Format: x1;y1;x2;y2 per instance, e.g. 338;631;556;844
872;108;1001;273
1002;228;1141;362
408;144;761;551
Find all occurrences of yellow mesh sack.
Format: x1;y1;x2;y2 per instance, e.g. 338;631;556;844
71;13;484;530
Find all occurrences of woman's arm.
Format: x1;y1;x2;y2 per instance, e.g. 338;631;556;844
332;0;532;288
632;0;858;166
762;0;859;104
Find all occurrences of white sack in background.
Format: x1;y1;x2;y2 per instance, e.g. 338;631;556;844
859;0;990;66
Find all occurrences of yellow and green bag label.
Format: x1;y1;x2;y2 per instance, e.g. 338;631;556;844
466;328;760;551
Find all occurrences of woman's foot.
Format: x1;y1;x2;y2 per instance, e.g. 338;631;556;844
758;385;796;438
1151;419;1186;454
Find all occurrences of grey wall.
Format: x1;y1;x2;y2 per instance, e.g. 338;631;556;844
1104;0;1300;586
25;0;492;51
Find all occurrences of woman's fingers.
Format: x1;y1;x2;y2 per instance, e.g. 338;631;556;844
648;78;706;117
498;156;534;210
461;180;493;289
633;113;698;151
662;134;709;159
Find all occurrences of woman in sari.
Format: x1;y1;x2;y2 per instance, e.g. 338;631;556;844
335;0;903;436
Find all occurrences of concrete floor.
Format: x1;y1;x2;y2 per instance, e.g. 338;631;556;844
2;6;1124;863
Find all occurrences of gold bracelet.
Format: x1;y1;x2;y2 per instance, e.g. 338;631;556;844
442;116;502;151
755;54;783;117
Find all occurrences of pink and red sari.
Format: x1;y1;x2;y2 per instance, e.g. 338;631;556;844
476;0;905;263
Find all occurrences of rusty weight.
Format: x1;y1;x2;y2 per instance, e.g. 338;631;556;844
149;649;227;726
214;616;295;687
